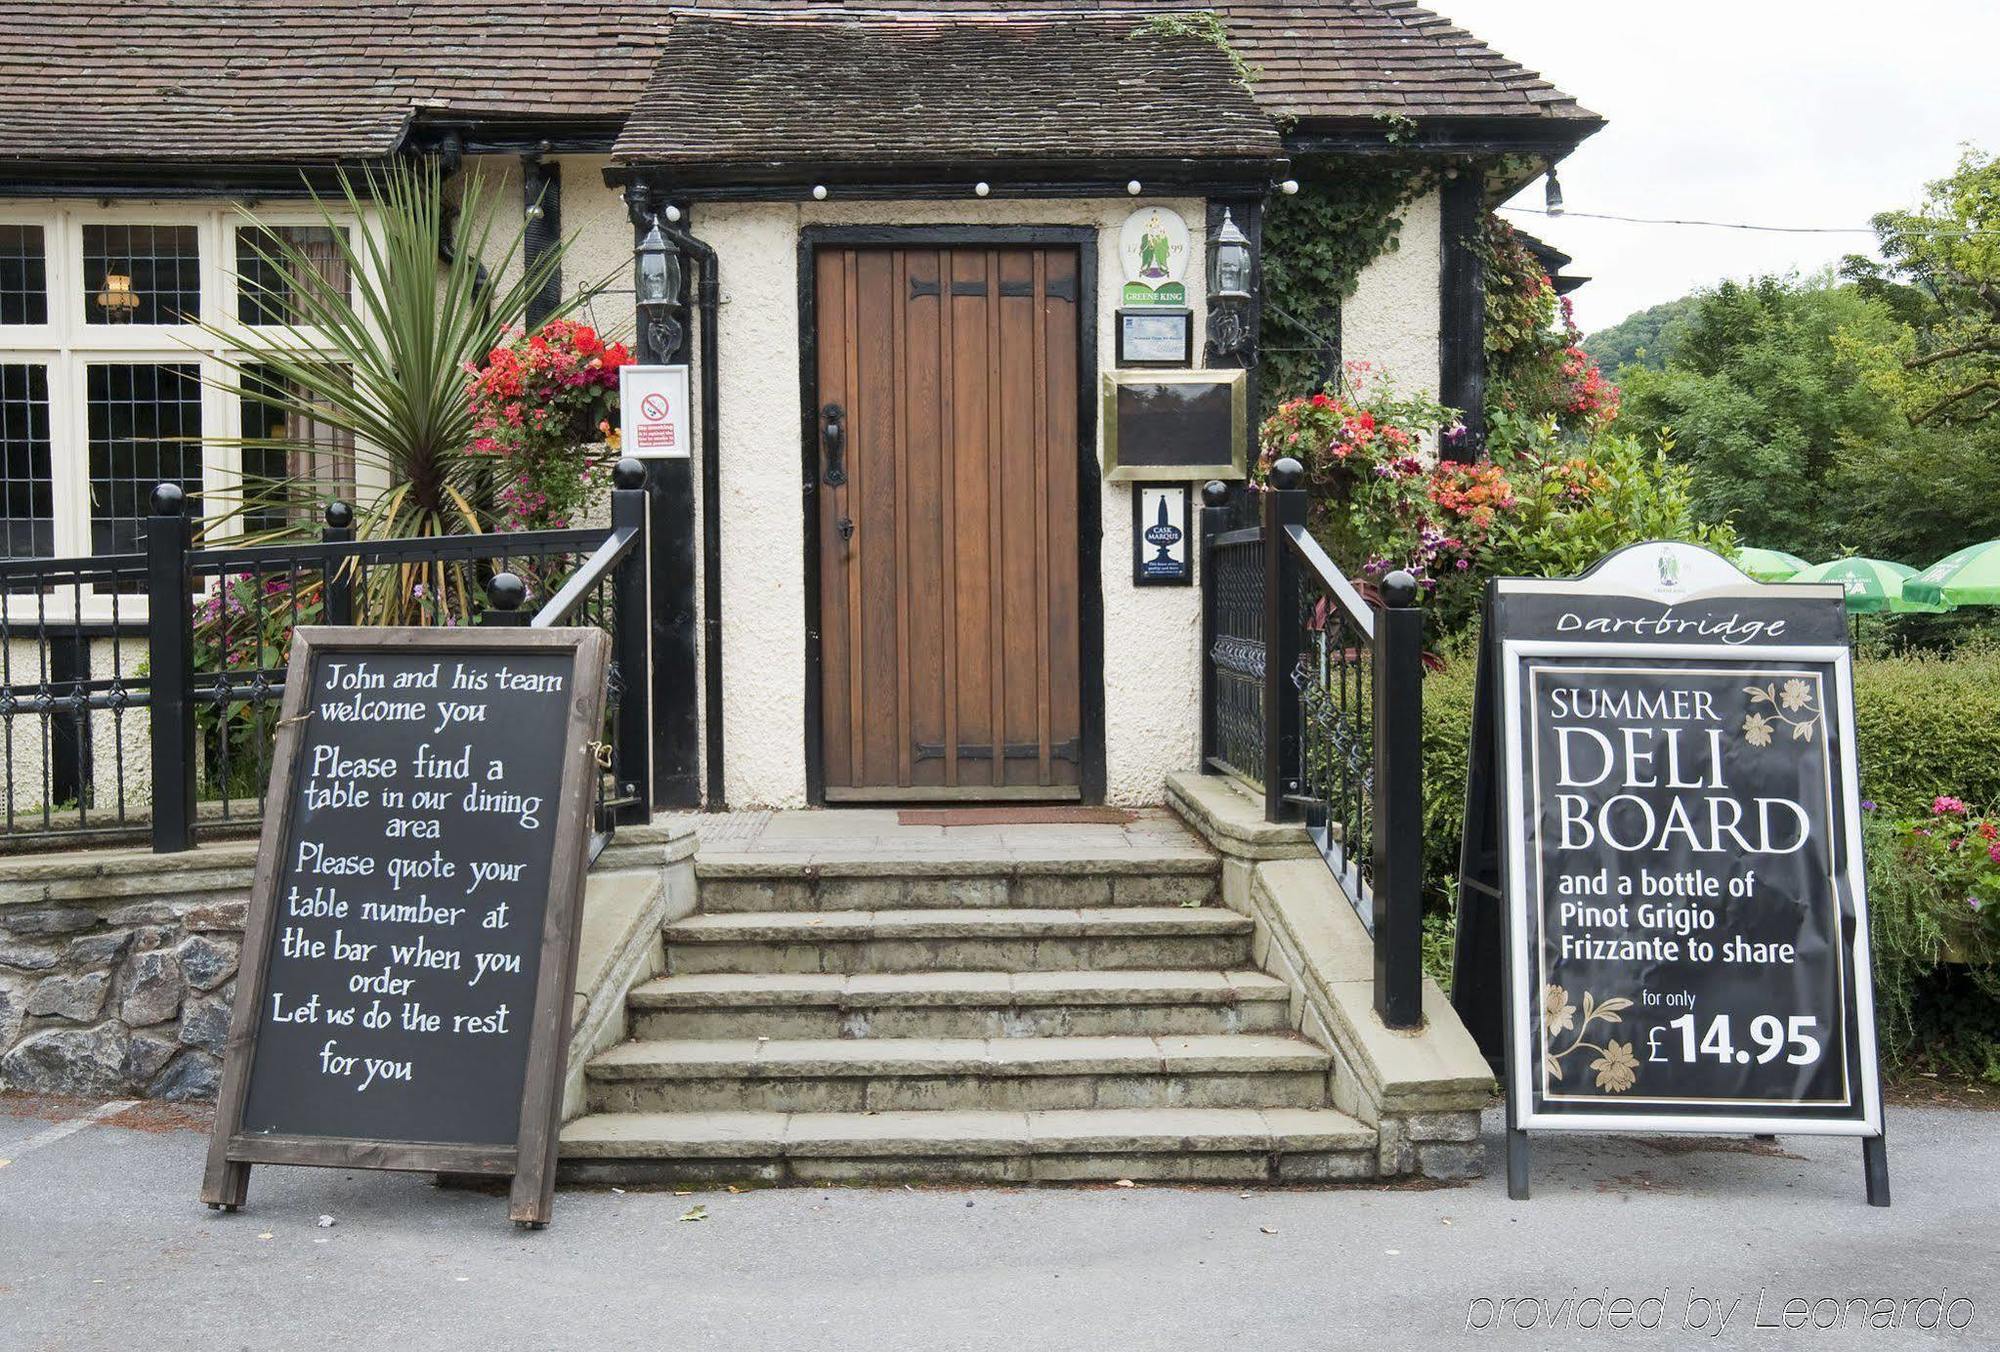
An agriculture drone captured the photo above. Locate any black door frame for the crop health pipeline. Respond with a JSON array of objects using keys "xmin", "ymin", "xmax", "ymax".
[{"xmin": 796, "ymin": 224, "xmax": 1106, "ymax": 806}]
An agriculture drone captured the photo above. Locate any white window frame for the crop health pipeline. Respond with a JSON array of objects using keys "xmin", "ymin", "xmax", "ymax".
[{"xmin": 0, "ymin": 199, "xmax": 378, "ymax": 620}]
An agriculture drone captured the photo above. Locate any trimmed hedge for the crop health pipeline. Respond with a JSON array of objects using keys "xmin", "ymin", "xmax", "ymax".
[{"xmin": 1422, "ymin": 646, "xmax": 2000, "ymax": 901}]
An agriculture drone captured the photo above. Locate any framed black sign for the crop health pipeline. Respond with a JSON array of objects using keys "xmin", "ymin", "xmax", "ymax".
[
  {"xmin": 1100, "ymin": 370, "xmax": 1246, "ymax": 482},
  {"xmin": 201, "ymin": 626, "xmax": 609, "ymax": 1228},
  {"xmin": 1132, "ymin": 483, "xmax": 1191, "ymax": 586},
  {"xmin": 1453, "ymin": 543, "xmax": 1887, "ymax": 1204}
]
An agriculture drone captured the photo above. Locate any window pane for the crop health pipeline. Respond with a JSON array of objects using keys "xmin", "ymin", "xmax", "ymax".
[
  {"xmin": 88, "ymin": 362, "xmax": 202, "ymax": 554},
  {"xmin": 237, "ymin": 225, "xmax": 350, "ymax": 326},
  {"xmin": 0, "ymin": 363, "xmax": 52, "ymax": 556},
  {"xmin": 241, "ymin": 363, "xmax": 355, "ymax": 532},
  {"xmin": 0, "ymin": 225, "xmax": 47, "ymax": 325},
  {"xmin": 82, "ymin": 224, "xmax": 200, "ymax": 325}
]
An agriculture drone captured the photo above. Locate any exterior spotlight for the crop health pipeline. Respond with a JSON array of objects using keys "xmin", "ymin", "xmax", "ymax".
[
  {"xmin": 812, "ymin": 185, "xmax": 828, "ymax": 201},
  {"xmin": 1126, "ymin": 180, "xmax": 1143, "ymax": 196},
  {"xmin": 1279, "ymin": 179, "xmax": 1299, "ymax": 196},
  {"xmin": 975, "ymin": 182, "xmax": 990, "ymax": 197},
  {"xmin": 664, "ymin": 204, "xmax": 682, "ymax": 223},
  {"xmin": 1545, "ymin": 168, "xmax": 1565, "ymax": 216}
]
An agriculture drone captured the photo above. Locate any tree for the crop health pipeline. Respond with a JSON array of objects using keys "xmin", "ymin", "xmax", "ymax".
[
  {"xmin": 1581, "ymin": 295, "xmax": 1700, "ymax": 372},
  {"xmin": 1842, "ymin": 147, "xmax": 2000, "ymax": 427},
  {"xmin": 1614, "ymin": 273, "xmax": 1907, "ymax": 556}
]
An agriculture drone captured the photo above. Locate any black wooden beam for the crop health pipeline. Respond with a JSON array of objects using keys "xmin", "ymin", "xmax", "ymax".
[{"xmin": 1438, "ymin": 171, "xmax": 1487, "ymax": 460}]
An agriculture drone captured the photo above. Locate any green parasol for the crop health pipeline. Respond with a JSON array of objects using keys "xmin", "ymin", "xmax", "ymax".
[
  {"xmin": 1733, "ymin": 546, "xmax": 1812, "ymax": 582},
  {"xmin": 1903, "ymin": 540, "xmax": 2000, "ymax": 609},
  {"xmin": 1792, "ymin": 557, "xmax": 1950, "ymax": 614}
]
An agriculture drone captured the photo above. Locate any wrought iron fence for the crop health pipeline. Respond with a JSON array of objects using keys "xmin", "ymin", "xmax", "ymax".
[
  {"xmin": 1197, "ymin": 464, "xmax": 1426, "ymax": 1029},
  {"xmin": 0, "ymin": 461, "xmax": 652, "ymax": 854}
]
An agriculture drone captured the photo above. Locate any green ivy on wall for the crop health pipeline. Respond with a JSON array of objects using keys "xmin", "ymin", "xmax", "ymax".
[{"xmin": 1258, "ymin": 157, "xmax": 1432, "ymax": 416}]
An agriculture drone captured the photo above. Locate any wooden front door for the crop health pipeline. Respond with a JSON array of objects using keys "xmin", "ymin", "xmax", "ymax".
[{"xmin": 813, "ymin": 244, "xmax": 1083, "ymax": 801}]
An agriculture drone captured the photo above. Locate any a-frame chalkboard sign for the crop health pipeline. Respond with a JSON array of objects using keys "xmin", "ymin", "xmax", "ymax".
[
  {"xmin": 1451, "ymin": 543, "xmax": 1888, "ymax": 1205},
  {"xmin": 201, "ymin": 627, "xmax": 609, "ymax": 1228}
]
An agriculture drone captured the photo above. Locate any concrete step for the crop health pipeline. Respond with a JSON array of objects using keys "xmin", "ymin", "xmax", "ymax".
[
  {"xmin": 559, "ymin": 1106, "xmax": 1376, "ymax": 1185},
  {"xmin": 695, "ymin": 850, "xmax": 1218, "ymax": 913},
  {"xmin": 660, "ymin": 907, "xmax": 1253, "ymax": 975},
  {"xmin": 585, "ymin": 1032, "xmax": 1331, "ymax": 1114},
  {"xmin": 628, "ymin": 969, "xmax": 1294, "ymax": 1039}
]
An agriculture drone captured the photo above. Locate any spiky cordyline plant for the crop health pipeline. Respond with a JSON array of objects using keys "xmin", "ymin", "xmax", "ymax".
[{"xmin": 195, "ymin": 157, "xmax": 592, "ymax": 623}]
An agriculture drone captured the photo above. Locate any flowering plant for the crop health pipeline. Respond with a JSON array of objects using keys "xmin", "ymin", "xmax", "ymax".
[
  {"xmin": 466, "ymin": 319, "xmax": 635, "ymax": 531},
  {"xmin": 1887, "ymin": 796, "xmax": 2000, "ymax": 928}
]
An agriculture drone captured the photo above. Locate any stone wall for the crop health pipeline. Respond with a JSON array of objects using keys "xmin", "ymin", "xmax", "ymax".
[{"xmin": 0, "ymin": 840, "xmax": 257, "ymax": 1101}]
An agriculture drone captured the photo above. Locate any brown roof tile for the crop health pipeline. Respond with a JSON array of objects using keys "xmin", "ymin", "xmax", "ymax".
[
  {"xmin": 611, "ymin": 13, "xmax": 1280, "ymax": 167},
  {"xmin": 0, "ymin": 1, "xmax": 1595, "ymax": 166}
]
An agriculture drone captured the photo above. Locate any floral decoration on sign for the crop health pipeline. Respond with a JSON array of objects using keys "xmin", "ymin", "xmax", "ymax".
[
  {"xmin": 1541, "ymin": 985, "xmax": 1638, "ymax": 1092},
  {"xmin": 1742, "ymin": 678, "xmax": 1820, "ymax": 749}
]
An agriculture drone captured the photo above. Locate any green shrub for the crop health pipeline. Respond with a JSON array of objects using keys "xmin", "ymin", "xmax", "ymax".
[{"xmin": 1848, "ymin": 646, "xmax": 2000, "ymax": 815}]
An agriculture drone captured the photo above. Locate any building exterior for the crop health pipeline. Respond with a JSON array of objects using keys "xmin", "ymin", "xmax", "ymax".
[{"xmin": 0, "ymin": 1, "xmax": 1600, "ymax": 813}]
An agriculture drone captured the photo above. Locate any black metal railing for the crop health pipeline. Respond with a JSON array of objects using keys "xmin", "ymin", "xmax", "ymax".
[
  {"xmin": 1198, "ymin": 459, "xmax": 1426, "ymax": 1029},
  {"xmin": 0, "ymin": 460, "xmax": 653, "ymax": 854}
]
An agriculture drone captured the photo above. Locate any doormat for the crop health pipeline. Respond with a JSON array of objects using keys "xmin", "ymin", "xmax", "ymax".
[{"xmin": 898, "ymin": 807, "xmax": 1137, "ymax": 827}]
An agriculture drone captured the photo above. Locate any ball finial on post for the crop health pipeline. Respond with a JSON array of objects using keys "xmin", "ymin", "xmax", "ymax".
[
  {"xmin": 487, "ymin": 572, "xmax": 527, "ymax": 613},
  {"xmin": 1381, "ymin": 569, "xmax": 1420, "ymax": 608},
  {"xmin": 323, "ymin": 500, "xmax": 354, "ymax": 530},
  {"xmin": 612, "ymin": 457, "xmax": 647, "ymax": 491},
  {"xmin": 1201, "ymin": 480, "xmax": 1231, "ymax": 509},
  {"xmin": 150, "ymin": 482, "xmax": 185, "ymax": 517},
  {"xmin": 1269, "ymin": 457, "xmax": 1304, "ymax": 492}
]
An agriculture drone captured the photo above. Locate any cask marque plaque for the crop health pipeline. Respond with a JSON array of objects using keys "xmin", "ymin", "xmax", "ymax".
[
  {"xmin": 1452, "ymin": 543, "xmax": 1888, "ymax": 1204},
  {"xmin": 201, "ymin": 626, "xmax": 608, "ymax": 1227}
]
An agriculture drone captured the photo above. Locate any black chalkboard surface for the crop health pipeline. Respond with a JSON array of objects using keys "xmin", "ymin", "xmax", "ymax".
[{"xmin": 201, "ymin": 627, "xmax": 609, "ymax": 1228}]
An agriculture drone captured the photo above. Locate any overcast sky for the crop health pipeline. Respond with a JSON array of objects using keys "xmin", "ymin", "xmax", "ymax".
[{"xmin": 1430, "ymin": 1, "xmax": 2000, "ymax": 333}]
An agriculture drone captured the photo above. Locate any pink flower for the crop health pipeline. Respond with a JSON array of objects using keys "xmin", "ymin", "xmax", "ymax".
[
  {"xmin": 1934, "ymin": 795, "xmax": 1968, "ymax": 816},
  {"xmin": 1989, "ymin": 842, "xmax": 2000, "ymax": 865}
]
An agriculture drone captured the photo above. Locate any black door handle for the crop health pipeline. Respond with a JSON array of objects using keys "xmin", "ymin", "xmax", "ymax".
[{"xmin": 821, "ymin": 403, "xmax": 846, "ymax": 486}]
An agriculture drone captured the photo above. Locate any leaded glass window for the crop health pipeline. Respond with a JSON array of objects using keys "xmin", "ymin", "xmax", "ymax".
[
  {"xmin": 0, "ymin": 363, "xmax": 51, "ymax": 556},
  {"xmin": 87, "ymin": 362, "xmax": 203, "ymax": 554},
  {"xmin": 82, "ymin": 224, "xmax": 200, "ymax": 325},
  {"xmin": 0, "ymin": 225, "xmax": 47, "ymax": 326}
]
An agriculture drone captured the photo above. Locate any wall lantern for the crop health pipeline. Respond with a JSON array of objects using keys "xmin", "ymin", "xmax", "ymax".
[
  {"xmin": 1206, "ymin": 208, "xmax": 1254, "ymax": 361},
  {"xmin": 95, "ymin": 271, "xmax": 140, "ymax": 321},
  {"xmin": 634, "ymin": 215, "xmax": 684, "ymax": 361}
]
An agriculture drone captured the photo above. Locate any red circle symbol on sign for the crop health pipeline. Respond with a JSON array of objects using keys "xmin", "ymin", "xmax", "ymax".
[{"xmin": 641, "ymin": 393, "xmax": 670, "ymax": 421}]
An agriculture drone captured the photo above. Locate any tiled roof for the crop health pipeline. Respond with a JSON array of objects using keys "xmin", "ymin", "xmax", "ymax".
[
  {"xmin": 0, "ymin": 2, "xmax": 1594, "ymax": 166},
  {"xmin": 611, "ymin": 15, "xmax": 1281, "ymax": 168}
]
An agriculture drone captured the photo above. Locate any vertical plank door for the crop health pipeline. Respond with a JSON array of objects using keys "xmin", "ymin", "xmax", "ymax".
[{"xmin": 814, "ymin": 245, "xmax": 1082, "ymax": 800}]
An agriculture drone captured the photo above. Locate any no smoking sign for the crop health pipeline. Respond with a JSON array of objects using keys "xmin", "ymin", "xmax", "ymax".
[{"xmin": 619, "ymin": 365, "xmax": 691, "ymax": 459}]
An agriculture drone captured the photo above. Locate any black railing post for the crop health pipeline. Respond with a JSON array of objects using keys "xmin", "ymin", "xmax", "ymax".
[
  {"xmin": 1372, "ymin": 568, "xmax": 1426, "ymax": 1029},
  {"xmin": 145, "ymin": 484, "xmax": 196, "ymax": 853},
  {"xmin": 609, "ymin": 458, "xmax": 652, "ymax": 824},
  {"xmin": 1198, "ymin": 480, "xmax": 1232, "ymax": 768},
  {"xmin": 321, "ymin": 500, "xmax": 354, "ymax": 626},
  {"xmin": 1261, "ymin": 458, "xmax": 1308, "ymax": 823},
  {"xmin": 484, "ymin": 572, "xmax": 530, "ymax": 627}
]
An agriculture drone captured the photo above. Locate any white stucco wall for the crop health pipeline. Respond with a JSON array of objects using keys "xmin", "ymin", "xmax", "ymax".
[
  {"xmin": 692, "ymin": 195, "xmax": 1212, "ymax": 809},
  {"xmin": 1340, "ymin": 185, "xmax": 1443, "ymax": 402}
]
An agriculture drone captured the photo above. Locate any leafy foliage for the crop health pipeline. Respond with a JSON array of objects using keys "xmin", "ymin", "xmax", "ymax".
[
  {"xmin": 195, "ymin": 158, "xmax": 588, "ymax": 621},
  {"xmin": 1580, "ymin": 295, "xmax": 1701, "ymax": 372},
  {"xmin": 1258, "ymin": 158, "xmax": 1432, "ymax": 415},
  {"xmin": 1842, "ymin": 147, "xmax": 2000, "ymax": 428},
  {"xmin": 1479, "ymin": 218, "xmax": 1618, "ymax": 434},
  {"xmin": 1613, "ymin": 273, "xmax": 1910, "ymax": 559}
]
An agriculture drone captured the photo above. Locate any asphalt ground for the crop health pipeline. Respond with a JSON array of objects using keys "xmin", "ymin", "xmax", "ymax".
[{"xmin": 0, "ymin": 1094, "xmax": 1991, "ymax": 1352}]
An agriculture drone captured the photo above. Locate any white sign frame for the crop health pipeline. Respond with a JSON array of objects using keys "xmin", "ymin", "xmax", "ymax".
[
  {"xmin": 619, "ymin": 364, "xmax": 691, "ymax": 460},
  {"xmin": 1496, "ymin": 635, "xmax": 1884, "ymax": 1138}
]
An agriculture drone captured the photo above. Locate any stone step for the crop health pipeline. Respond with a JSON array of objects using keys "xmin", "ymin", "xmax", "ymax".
[
  {"xmin": 585, "ymin": 1033, "xmax": 1331, "ymax": 1114},
  {"xmin": 559, "ymin": 1106, "xmax": 1376, "ymax": 1185},
  {"xmin": 695, "ymin": 850, "xmax": 1218, "ymax": 913},
  {"xmin": 628, "ymin": 969, "xmax": 1294, "ymax": 1039},
  {"xmin": 660, "ymin": 907, "xmax": 1253, "ymax": 975}
]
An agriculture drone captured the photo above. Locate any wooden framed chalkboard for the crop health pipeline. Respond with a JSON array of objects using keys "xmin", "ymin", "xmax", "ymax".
[{"xmin": 201, "ymin": 626, "xmax": 609, "ymax": 1228}]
